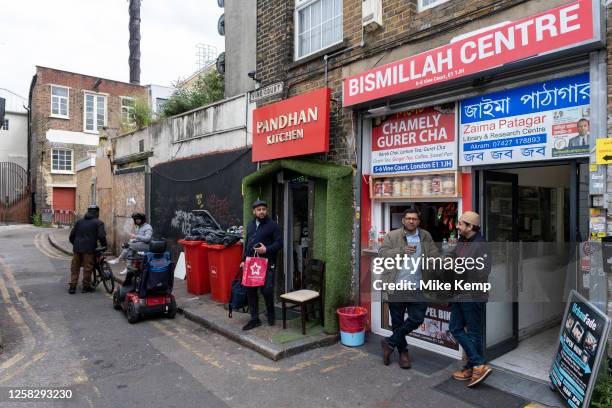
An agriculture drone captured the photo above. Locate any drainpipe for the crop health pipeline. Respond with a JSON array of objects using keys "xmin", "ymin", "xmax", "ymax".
[
  {"xmin": 354, "ymin": 113, "xmax": 364, "ymax": 305},
  {"xmin": 244, "ymin": 93, "xmax": 250, "ymax": 149},
  {"xmin": 145, "ymin": 164, "xmax": 151, "ymax": 223},
  {"xmin": 27, "ymin": 74, "xmax": 37, "ymax": 215}
]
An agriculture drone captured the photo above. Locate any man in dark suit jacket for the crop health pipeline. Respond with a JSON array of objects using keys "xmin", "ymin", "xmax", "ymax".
[
  {"xmin": 240, "ymin": 199, "xmax": 282, "ymax": 331},
  {"xmin": 568, "ymin": 118, "xmax": 589, "ymax": 147}
]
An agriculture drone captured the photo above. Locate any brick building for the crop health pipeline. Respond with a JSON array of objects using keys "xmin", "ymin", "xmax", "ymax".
[
  {"xmin": 28, "ymin": 66, "xmax": 147, "ymax": 216},
  {"xmin": 254, "ymin": 0, "xmax": 611, "ymax": 384}
]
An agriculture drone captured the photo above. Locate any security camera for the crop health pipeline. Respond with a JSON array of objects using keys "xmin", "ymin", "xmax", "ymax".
[{"xmin": 247, "ymin": 70, "xmax": 258, "ymax": 81}]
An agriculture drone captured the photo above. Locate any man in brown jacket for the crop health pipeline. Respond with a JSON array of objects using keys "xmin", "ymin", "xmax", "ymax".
[{"xmin": 378, "ymin": 207, "xmax": 439, "ymax": 369}]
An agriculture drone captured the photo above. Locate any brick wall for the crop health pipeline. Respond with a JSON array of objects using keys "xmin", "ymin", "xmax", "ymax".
[
  {"xmin": 255, "ymin": 0, "xmax": 569, "ymax": 167},
  {"xmin": 29, "ymin": 66, "xmax": 146, "ymax": 212},
  {"xmin": 255, "ymin": 0, "xmax": 583, "ymax": 307}
]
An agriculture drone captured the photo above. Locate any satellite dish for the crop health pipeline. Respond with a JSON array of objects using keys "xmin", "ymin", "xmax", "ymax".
[
  {"xmin": 216, "ymin": 52, "xmax": 226, "ymax": 76},
  {"xmin": 217, "ymin": 14, "xmax": 225, "ymax": 36},
  {"xmin": 217, "ymin": 0, "xmax": 224, "ymax": 7}
]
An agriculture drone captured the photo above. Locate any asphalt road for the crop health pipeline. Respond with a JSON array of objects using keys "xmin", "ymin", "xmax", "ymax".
[{"xmin": 0, "ymin": 225, "xmax": 477, "ymax": 408}]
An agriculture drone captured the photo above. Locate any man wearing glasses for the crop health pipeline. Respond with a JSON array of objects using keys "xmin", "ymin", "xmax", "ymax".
[{"xmin": 378, "ymin": 207, "xmax": 439, "ymax": 369}]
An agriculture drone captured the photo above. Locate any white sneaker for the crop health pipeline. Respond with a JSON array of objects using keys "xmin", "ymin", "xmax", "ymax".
[
  {"xmin": 108, "ymin": 258, "xmax": 120, "ymax": 265},
  {"xmin": 119, "ymin": 268, "xmax": 128, "ymax": 275}
]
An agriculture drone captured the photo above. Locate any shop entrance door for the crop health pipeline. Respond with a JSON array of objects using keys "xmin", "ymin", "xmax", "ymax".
[
  {"xmin": 481, "ymin": 171, "xmax": 519, "ymax": 360},
  {"xmin": 278, "ymin": 173, "xmax": 314, "ymax": 297}
]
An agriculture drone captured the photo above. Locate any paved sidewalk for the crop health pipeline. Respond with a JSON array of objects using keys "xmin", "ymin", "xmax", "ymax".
[
  {"xmin": 48, "ymin": 229, "xmax": 337, "ymax": 361},
  {"xmin": 43, "ymin": 227, "xmax": 566, "ymax": 406},
  {"xmin": 48, "ymin": 227, "xmax": 72, "ymax": 255}
]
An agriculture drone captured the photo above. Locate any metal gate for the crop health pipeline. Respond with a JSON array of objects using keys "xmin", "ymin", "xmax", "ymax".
[{"xmin": 0, "ymin": 162, "xmax": 31, "ymax": 223}]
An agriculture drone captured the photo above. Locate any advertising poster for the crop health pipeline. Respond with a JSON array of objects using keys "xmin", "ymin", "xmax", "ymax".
[
  {"xmin": 459, "ymin": 73, "xmax": 590, "ymax": 166},
  {"xmin": 371, "ymin": 105, "xmax": 456, "ymax": 174},
  {"xmin": 549, "ymin": 291, "xmax": 611, "ymax": 408},
  {"xmin": 384, "ymin": 304, "xmax": 459, "ymax": 350}
]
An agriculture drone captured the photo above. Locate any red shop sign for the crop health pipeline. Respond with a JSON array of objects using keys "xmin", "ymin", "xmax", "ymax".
[
  {"xmin": 252, "ymin": 88, "xmax": 331, "ymax": 162},
  {"xmin": 343, "ymin": 0, "xmax": 597, "ymax": 106}
]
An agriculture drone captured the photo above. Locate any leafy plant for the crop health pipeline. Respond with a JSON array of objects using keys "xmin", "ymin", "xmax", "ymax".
[
  {"xmin": 32, "ymin": 211, "xmax": 42, "ymax": 227},
  {"xmin": 133, "ymin": 98, "xmax": 153, "ymax": 129},
  {"xmin": 162, "ymin": 70, "xmax": 225, "ymax": 117},
  {"xmin": 591, "ymin": 358, "xmax": 612, "ymax": 408}
]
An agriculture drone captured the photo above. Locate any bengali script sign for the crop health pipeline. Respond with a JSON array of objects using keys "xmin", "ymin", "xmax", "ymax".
[{"xmin": 459, "ymin": 73, "xmax": 590, "ymax": 166}]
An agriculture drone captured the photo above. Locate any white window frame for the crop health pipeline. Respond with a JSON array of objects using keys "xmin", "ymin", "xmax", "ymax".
[
  {"xmin": 50, "ymin": 85, "xmax": 70, "ymax": 119},
  {"xmin": 83, "ymin": 92, "xmax": 107, "ymax": 134},
  {"xmin": 120, "ymin": 96, "xmax": 136, "ymax": 124},
  {"xmin": 294, "ymin": 0, "xmax": 343, "ymax": 61},
  {"xmin": 418, "ymin": 0, "xmax": 450, "ymax": 12},
  {"xmin": 51, "ymin": 148, "xmax": 74, "ymax": 174},
  {"xmin": 1, "ymin": 119, "xmax": 8, "ymax": 131}
]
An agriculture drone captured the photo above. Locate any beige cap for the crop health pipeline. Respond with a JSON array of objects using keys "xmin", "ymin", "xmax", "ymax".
[{"xmin": 459, "ymin": 211, "xmax": 480, "ymax": 227}]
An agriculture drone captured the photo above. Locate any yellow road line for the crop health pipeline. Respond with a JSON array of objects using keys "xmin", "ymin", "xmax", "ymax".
[
  {"xmin": 73, "ymin": 369, "xmax": 89, "ymax": 384},
  {"xmin": 320, "ymin": 363, "xmax": 346, "ymax": 373},
  {"xmin": 0, "ymin": 352, "xmax": 46, "ymax": 384},
  {"xmin": 0, "ymin": 353, "xmax": 25, "ymax": 370},
  {"xmin": 151, "ymin": 321, "xmax": 223, "ymax": 369},
  {"xmin": 247, "ymin": 375, "xmax": 276, "ymax": 381},
  {"xmin": 248, "ymin": 364, "xmax": 281, "ymax": 372},
  {"xmin": 33, "ymin": 233, "xmax": 61, "ymax": 259},
  {"xmin": 34, "ymin": 233, "xmax": 68, "ymax": 260},
  {"xmin": 0, "ymin": 257, "xmax": 53, "ymax": 337},
  {"xmin": 286, "ymin": 349, "xmax": 350, "ymax": 372},
  {"xmin": 0, "ymin": 248, "xmax": 49, "ymax": 384}
]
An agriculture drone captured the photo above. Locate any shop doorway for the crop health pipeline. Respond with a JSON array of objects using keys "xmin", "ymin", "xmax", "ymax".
[
  {"xmin": 273, "ymin": 171, "xmax": 314, "ymax": 300},
  {"xmin": 376, "ymin": 200, "xmax": 463, "ymax": 358},
  {"xmin": 479, "ymin": 162, "xmax": 588, "ymax": 381}
]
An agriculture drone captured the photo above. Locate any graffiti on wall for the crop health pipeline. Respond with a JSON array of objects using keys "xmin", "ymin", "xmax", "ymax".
[
  {"xmin": 150, "ymin": 147, "xmax": 256, "ymax": 261},
  {"xmin": 170, "ymin": 209, "xmax": 198, "ymax": 236}
]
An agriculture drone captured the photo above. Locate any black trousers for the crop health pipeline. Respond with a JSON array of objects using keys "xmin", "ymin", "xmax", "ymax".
[{"xmin": 246, "ymin": 264, "xmax": 275, "ymax": 320}]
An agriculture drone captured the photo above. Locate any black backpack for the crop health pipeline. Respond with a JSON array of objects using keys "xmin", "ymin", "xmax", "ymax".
[{"xmin": 228, "ymin": 278, "xmax": 248, "ymax": 318}]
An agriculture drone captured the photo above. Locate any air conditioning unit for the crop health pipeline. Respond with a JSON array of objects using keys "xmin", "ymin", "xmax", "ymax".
[{"xmin": 362, "ymin": 0, "xmax": 383, "ymax": 32}]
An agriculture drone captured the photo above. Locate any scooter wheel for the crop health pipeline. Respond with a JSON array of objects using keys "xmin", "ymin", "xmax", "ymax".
[
  {"xmin": 167, "ymin": 300, "xmax": 177, "ymax": 319},
  {"xmin": 126, "ymin": 301, "xmax": 139, "ymax": 324},
  {"xmin": 112, "ymin": 291, "xmax": 122, "ymax": 310}
]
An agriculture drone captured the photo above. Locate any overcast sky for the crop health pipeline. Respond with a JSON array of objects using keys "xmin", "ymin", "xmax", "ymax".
[{"xmin": 0, "ymin": 0, "xmax": 225, "ymax": 98}]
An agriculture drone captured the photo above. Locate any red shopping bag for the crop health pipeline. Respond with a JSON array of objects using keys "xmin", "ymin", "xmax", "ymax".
[{"xmin": 242, "ymin": 253, "xmax": 268, "ymax": 287}]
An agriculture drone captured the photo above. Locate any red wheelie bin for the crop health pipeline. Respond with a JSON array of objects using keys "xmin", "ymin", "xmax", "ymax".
[
  {"xmin": 205, "ymin": 242, "xmax": 243, "ymax": 303},
  {"xmin": 178, "ymin": 240, "xmax": 210, "ymax": 295}
]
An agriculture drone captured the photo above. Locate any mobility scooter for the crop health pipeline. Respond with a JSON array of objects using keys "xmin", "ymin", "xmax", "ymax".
[{"xmin": 113, "ymin": 239, "xmax": 177, "ymax": 323}]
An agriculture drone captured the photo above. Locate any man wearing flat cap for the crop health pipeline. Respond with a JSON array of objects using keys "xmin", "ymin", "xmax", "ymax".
[
  {"xmin": 240, "ymin": 199, "xmax": 282, "ymax": 331},
  {"xmin": 449, "ymin": 211, "xmax": 493, "ymax": 388}
]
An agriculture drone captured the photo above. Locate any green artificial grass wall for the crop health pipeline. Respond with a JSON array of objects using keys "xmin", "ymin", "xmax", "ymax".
[
  {"xmin": 313, "ymin": 179, "xmax": 327, "ymax": 260},
  {"xmin": 242, "ymin": 159, "xmax": 354, "ymax": 333}
]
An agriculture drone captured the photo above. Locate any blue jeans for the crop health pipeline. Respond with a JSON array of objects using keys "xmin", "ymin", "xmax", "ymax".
[
  {"xmin": 450, "ymin": 302, "xmax": 485, "ymax": 368},
  {"xmin": 386, "ymin": 300, "xmax": 428, "ymax": 352}
]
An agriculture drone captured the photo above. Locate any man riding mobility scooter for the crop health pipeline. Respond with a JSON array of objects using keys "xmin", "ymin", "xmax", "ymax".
[{"xmin": 113, "ymin": 238, "xmax": 177, "ymax": 323}]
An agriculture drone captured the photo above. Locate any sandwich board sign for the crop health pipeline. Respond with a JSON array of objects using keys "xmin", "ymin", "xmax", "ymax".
[{"xmin": 549, "ymin": 290, "xmax": 611, "ymax": 408}]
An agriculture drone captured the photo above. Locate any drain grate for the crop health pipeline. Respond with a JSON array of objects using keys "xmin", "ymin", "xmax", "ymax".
[{"xmin": 434, "ymin": 377, "xmax": 529, "ymax": 408}]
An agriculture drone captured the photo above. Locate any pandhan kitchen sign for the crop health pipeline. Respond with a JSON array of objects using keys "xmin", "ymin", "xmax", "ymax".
[{"xmin": 252, "ymin": 87, "xmax": 330, "ymax": 162}]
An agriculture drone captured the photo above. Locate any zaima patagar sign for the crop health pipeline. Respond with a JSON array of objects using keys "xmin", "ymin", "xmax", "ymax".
[
  {"xmin": 459, "ymin": 73, "xmax": 590, "ymax": 165},
  {"xmin": 252, "ymin": 88, "xmax": 330, "ymax": 162},
  {"xmin": 343, "ymin": 0, "xmax": 597, "ymax": 106},
  {"xmin": 371, "ymin": 105, "xmax": 456, "ymax": 174},
  {"xmin": 550, "ymin": 290, "xmax": 611, "ymax": 408}
]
